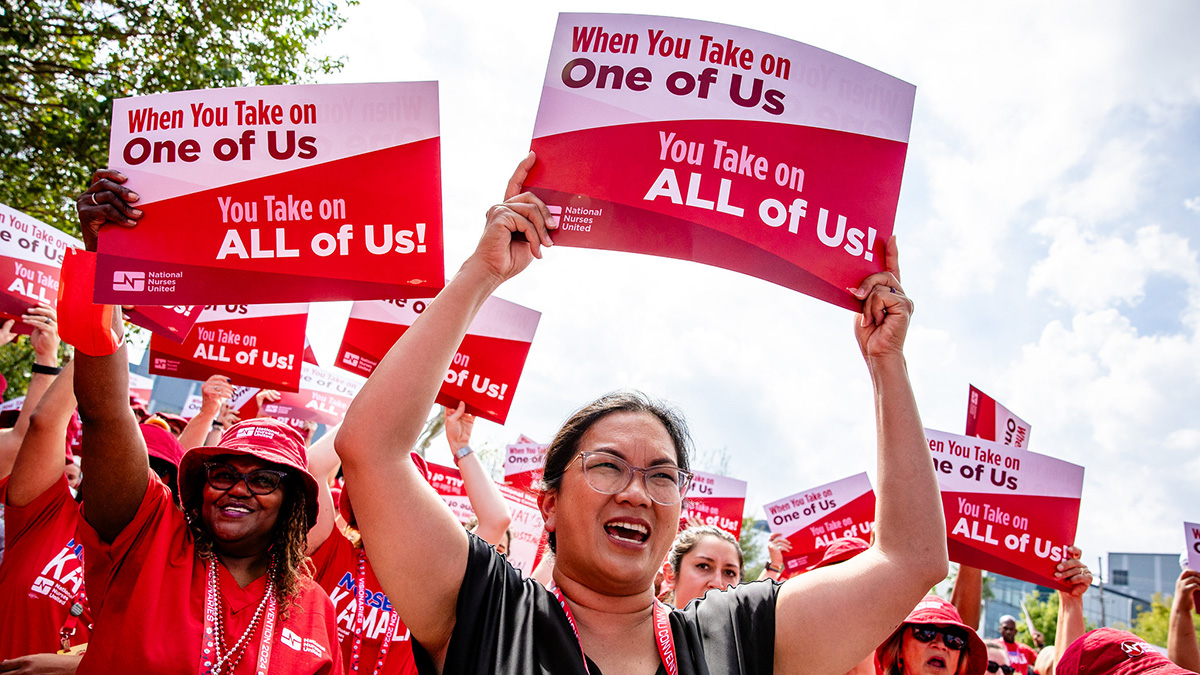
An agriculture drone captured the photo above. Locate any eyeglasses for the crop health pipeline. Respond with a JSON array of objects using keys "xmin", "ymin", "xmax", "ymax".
[
  {"xmin": 910, "ymin": 625, "xmax": 968, "ymax": 651},
  {"xmin": 987, "ymin": 662, "xmax": 1014, "ymax": 674},
  {"xmin": 203, "ymin": 462, "xmax": 287, "ymax": 495},
  {"xmin": 568, "ymin": 451, "xmax": 693, "ymax": 506}
]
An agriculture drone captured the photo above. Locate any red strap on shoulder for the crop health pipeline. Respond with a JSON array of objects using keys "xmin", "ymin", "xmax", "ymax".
[{"xmin": 57, "ymin": 248, "xmax": 121, "ymax": 356}]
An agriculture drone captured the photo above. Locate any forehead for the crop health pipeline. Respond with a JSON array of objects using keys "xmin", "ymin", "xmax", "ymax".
[
  {"xmin": 212, "ymin": 454, "xmax": 274, "ymax": 471},
  {"xmin": 686, "ymin": 535, "xmax": 741, "ymax": 564},
  {"xmin": 578, "ymin": 411, "xmax": 677, "ymax": 463}
]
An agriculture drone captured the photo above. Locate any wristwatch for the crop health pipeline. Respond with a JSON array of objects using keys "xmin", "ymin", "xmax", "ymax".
[
  {"xmin": 454, "ymin": 446, "xmax": 474, "ymax": 463},
  {"xmin": 765, "ymin": 563, "xmax": 783, "ymax": 574}
]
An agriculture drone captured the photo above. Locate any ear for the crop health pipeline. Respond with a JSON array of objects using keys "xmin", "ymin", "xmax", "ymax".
[{"xmin": 537, "ymin": 489, "xmax": 558, "ymax": 536}]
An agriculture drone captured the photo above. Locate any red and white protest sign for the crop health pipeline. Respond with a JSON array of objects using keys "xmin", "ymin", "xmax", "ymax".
[
  {"xmin": 125, "ymin": 304, "xmax": 204, "ymax": 343},
  {"xmin": 682, "ymin": 470, "xmax": 746, "ymax": 538},
  {"xmin": 427, "ymin": 461, "xmax": 475, "ymax": 524},
  {"xmin": 0, "ymin": 396, "xmax": 25, "ymax": 427},
  {"xmin": 148, "ymin": 303, "xmax": 308, "ymax": 391},
  {"xmin": 128, "ymin": 372, "xmax": 156, "ymax": 405},
  {"xmin": 966, "ymin": 385, "xmax": 1031, "ymax": 450},
  {"xmin": 337, "ymin": 295, "xmax": 540, "ymax": 424},
  {"xmin": 96, "ymin": 82, "xmax": 444, "ymax": 304},
  {"xmin": 1186, "ymin": 522, "xmax": 1200, "ymax": 571},
  {"xmin": 498, "ymin": 484, "xmax": 547, "ymax": 577},
  {"xmin": 505, "ymin": 434, "xmax": 546, "ymax": 492},
  {"xmin": 526, "ymin": 14, "xmax": 914, "ymax": 310},
  {"xmin": 259, "ymin": 362, "xmax": 364, "ymax": 426},
  {"xmin": 764, "ymin": 472, "xmax": 876, "ymax": 576},
  {"xmin": 0, "ymin": 202, "xmax": 82, "ymax": 332},
  {"xmin": 181, "ymin": 394, "xmax": 204, "ymax": 417},
  {"xmin": 927, "ymin": 428, "xmax": 1084, "ymax": 590}
]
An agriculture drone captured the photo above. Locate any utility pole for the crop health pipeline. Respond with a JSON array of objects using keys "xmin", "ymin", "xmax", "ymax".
[{"xmin": 1097, "ymin": 556, "xmax": 1106, "ymax": 627}]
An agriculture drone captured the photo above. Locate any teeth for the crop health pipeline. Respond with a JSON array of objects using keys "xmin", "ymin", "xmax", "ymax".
[{"xmin": 608, "ymin": 521, "xmax": 647, "ymax": 534}]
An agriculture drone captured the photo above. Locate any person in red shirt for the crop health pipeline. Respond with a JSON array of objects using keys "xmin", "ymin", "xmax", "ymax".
[
  {"xmin": 998, "ymin": 615, "xmax": 1039, "ymax": 675},
  {"xmin": 70, "ymin": 172, "xmax": 342, "ymax": 675}
]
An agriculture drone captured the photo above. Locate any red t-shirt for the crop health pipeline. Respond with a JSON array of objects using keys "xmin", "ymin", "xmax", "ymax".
[
  {"xmin": 1005, "ymin": 640, "xmax": 1038, "ymax": 675},
  {"xmin": 76, "ymin": 472, "xmax": 342, "ymax": 674},
  {"xmin": 310, "ymin": 528, "xmax": 417, "ymax": 675},
  {"xmin": 0, "ymin": 475, "xmax": 92, "ymax": 658}
]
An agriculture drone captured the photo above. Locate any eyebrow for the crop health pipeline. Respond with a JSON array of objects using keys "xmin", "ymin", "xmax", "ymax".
[{"xmin": 591, "ymin": 448, "xmax": 680, "ymax": 467}]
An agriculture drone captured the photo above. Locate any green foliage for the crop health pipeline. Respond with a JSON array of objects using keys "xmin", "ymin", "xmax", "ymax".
[
  {"xmin": 0, "ymin": 0, "xmax": 352, "ymax": 234},
  {"xmin": 1016, "ymin": 590, "xmax": 1096, "ymax": 647},
  {"xmin": 1128, "ymin": 593, "xmax": 1200, "ymax": 648},
  {"xmin": 740, "ymin": 516, "xmax": 766, "ymax": 580},
  {"xmin": 0, "ymin": 338, "xmax": 70, "ymax": 401}
]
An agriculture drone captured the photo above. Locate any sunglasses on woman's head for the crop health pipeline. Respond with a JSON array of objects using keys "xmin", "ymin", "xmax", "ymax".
[
  {"xmin": 909, "ymin": 625, "xmax": 968, "ymax": 651},
  {"xmin": 987, "ymin": 661, "xmax": 1014, "ymax": 674}
]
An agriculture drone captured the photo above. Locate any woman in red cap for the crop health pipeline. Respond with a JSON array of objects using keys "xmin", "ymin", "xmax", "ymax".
[
  {"xmin": 335, "ymin": 155, "xmax": 948, "ymax": 675},
  {"xmin": 876, "ymin": 595, "xmax": 988, "ymax": 675}
]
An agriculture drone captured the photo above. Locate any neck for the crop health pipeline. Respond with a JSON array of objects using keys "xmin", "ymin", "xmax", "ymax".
[
  {"xmin": 215, "ymin": 548, "xmax": 273, "ymax": 588},
  {"xmin": 552, "ymin": 568, "xmax": 656, "ymax": 637}
]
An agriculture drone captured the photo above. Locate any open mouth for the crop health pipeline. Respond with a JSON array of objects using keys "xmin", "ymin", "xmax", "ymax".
[
  {"xmin": 927, "ymin": 657, "xmax": 947, "ymax": 669},
  {"xmin": 604, "ymin": 519, "xmax": 650, "ymax": 544},
  {"xmin": 220, "ymin": 502, "xmax": 253, "ymax": 516}
]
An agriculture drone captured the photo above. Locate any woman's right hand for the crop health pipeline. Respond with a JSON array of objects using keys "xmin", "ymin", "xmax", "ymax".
[
  {"xmin": 77, "ymin": 169, "xmax": 142, "ymax": 252},
  {"xmin": 463, "ymin": 152, "xmax": 556, "ymax": 285}
]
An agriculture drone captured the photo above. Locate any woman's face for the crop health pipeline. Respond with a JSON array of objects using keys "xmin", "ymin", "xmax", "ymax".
[
  {"xmin": 542, "ymin": 411, "xmax": 682, "ymax": 595},
  {"xmin": 899, "ymin": 625, "xmax": 964, "ymax": 675},
  {"xmin": 671, "ymin": 535, "xmax": 741, "ymax": 607},
  {"xmin": 201, "ymin": 454, "xmax": 287, "ymax": 555}
]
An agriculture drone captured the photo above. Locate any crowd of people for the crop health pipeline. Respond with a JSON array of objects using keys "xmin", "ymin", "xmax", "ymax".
[{"xmin": 0, "ymin": 156, "xmax": 1196, "ymax": 674}]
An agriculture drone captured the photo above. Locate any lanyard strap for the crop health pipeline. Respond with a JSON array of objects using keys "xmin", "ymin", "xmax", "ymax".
[
  {"xmin": 200, "ymin": 557, "xmax": 279, "ymax": 675},
  {"xmin": 349, "ymin": 549, "xmax": 400, "ymax": 675},
  {"xmin": 551, "ymin": 587, "xmax": 677, "ymax": 675}
]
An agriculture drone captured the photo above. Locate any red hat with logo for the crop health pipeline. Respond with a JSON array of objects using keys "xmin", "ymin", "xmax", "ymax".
[
  {"xmin": 812, "ymin": 537, "xmax": 870, "ymax": 570},
  {"xmin": 338, "ymin": 451, "xmax": 430, "ymax": 526},
  {"xmin": 876, "ymin": 595, "xmax": 987, "ymax": 675},
  {"xmin": 1058, "ymin": 628, "xmax": 1189, "ymax": 675},
  {"xmin": 178, "ymin": 417, "xmax": 319, "ymax": 529}
]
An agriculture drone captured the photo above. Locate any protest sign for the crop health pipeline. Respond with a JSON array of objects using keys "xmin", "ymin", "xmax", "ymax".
[
  {"xmin": 927, "ymin": 428, "xmax": 1084, "ymax": 590},
  {"xmin": 966, "ymin": 385, "xmax": 1031, "ymax": 450},
  {"xmin": 128, "ymin": 372, "xmax": 156, "ymax": 406},
  {"xmin": 682, "ymin": 470, "xmax": 746, "ymax": 538},
  {"xmin": 498, "ymin": 484, "xmax": 547, "ymax": 577},
  {"xmin": 526, "ymin": 14, "xmax": 914, "ymax": 310},
  {"xmin": 337, "ymin": 295, "xmax": 540, "ymax": 424},
  {"xmin": 505, "ymin": 434, "xmax": 546, "ymax": 491},
  {"xmin": 96, "ymin": 82, "xmax": 444, "ymax": 304},
  {"xmin": 426, "ymin": 461, "xmax": 476, "ymax": 524},
  {"xmin": 148, "ymin": 303, "xmax": 308, "ymax": 391},
  {"xmin": 0, "ymin": 203, "xmax": 82, "ymax": 332},
  {"xmin": 125, "ymin": 304, "xmax": 204, "ymax": 343},
  {"xmin": 259, "ymin": 362, "xmax": 364, "ymax": 426},
  {"xmin": 181, "ymin": 394, "xmax": 204, "ymax": 417},
  {"xmin": 764, "ymin": 472, "xmax": 875, "ymax": 576},
  {"xmin": 0, "ymin": 396, "xmax": 24, "ymax": 427},
  {"xmin": 1187, "ymin": 522, "xmax": 1200, "ymax": 607}
]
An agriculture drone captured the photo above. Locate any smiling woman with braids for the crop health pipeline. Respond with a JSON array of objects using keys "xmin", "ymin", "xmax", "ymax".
[{"xmin": 67, "ymin": 171, "xmax": 341, "ymax": 675}]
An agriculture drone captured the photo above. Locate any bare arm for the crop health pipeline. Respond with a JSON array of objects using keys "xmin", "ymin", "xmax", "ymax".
[
  {"xmin": 950, "ymin": 565, "xmax": 983, "ymax": 630},
  {"xmin": 336, "ymin": 153, "xmax": 552, "ymax": 668},
  {"xmin": 0, "ymin": 303, "xmax": 62, "ymax": 478},
  {"xmin": 304, "ymin": 423, "xmax": 341, "ymax": 555},
  {"xmin": 178, "ymin": 374, "xmax": 232, "ymax": 449},
  {"xmin": 1169, "ymin": 569, "xmax": 1200, "ymax": 671},
  {"xmin": 774, "ymin": 237, "xmax": 949, "ymax": 675},
  {"xmin": 445, "ymin": 402, "xmax": 511, "ymax": 547},
  {"xmin": 1054, "ymin": 547, "xmax": 1091, "ymax": 669},
  {"xmin": 7, "ymin": 361, "xmax": 77, "ymax": 507},
  {"xmin": 756, "ymin": 533, "xmax": 791, "ymax": 582}
]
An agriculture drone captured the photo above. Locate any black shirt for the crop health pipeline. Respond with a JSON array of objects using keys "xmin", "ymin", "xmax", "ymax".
[{"xmin": 414, "ymin": 534, "xmax": 778, "ymax": 675}]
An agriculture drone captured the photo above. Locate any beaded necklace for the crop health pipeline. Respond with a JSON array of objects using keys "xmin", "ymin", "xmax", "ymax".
[{"xmin": 200, "ymin": 554, "xmax": 279, "ymax": 675}]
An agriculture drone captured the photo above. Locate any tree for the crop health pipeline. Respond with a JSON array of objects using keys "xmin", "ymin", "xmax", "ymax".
[
  {"xmin": 1016, "ymin": 590, "xmax": 1096, "ymax": 647},
  {"xmin": 740, "ymin": 516, "xmax": 766, "ymax": 580},
  {"xmin": 1127, "ymin": 592, "xmax": 1200, "ymax": 648}
]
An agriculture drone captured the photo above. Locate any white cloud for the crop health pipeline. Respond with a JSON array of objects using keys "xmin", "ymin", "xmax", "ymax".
[{"xmin": 1185, "ymin": 197, "xmax": 1200, "ymax": 214}]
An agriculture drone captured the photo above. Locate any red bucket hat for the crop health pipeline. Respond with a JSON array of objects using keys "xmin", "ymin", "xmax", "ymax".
[
  {"xmin": 142, "ymin": 423, "xmax": 185, "ymax": 469},
  {"xmin": 1058, "ymin": 628, "xmax": 1189, "ymax": 675},
  {"xmin": 178, "ymin": 418, "xmax": 320, "ymax": 530},
  {"xmin": 812, "ymin": 537, "xmax": 870, "ymax": 570},
  {"xmin": 876, "ymin": 595, "xmax": 987, "ymax": 675},
  {"xmin": 338, "ymin": 451, "xmax": 430, "ymax": 526}
]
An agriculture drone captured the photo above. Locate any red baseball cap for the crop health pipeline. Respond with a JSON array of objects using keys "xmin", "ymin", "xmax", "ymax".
[
  {"xmin": 178, "ymin": 418, "xmax": 320, "ymax": 530},
  {"xmin": 876, "ymin": 595, "xmax": 987, "ymax": 675},
  {"xmin": 1058, "ymin": 628, "xmax": 1188, "ymax": 675},
  {"xmin": 812, "ymin": 537, "xmax": 870, "ymax": 570},
  {"xmin": 141, "ymin": 423, "xmax": 185, "ymax": 469},
  {"xmin": 338, "ymin": 451, "xmax": 430, "ymax": 526}
]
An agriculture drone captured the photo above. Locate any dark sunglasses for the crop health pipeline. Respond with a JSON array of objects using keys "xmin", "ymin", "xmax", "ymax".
[
  {"xmin": 910, "ymin": 625, "xmax": 968, "ymax": 651},
  {"xmin": 988, "ymin": 661, "xmax": 1014, "ymax": 674},
  {"xmin": 203, "ymin": 462, "xmax": 287, "ymax": 495}
]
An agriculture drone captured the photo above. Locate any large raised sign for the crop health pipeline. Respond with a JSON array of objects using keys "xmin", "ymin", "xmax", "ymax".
[
  {"xmin": 0, "ymin": 203, "xmax": 82, "ymax": 332},
  {"xmin": 526, "ymin": 13, "xmax": 914, "ymax": 310},
  {"xmin": 97, "ymin": 82, "xmax": 444, "ymax": 304},
  {"xmin": 764, "ymin": 472, "xmax": 875, "ymax": 576},
  {"xmin": 682, "ymin": 470, "xmax": 746, "ymax": 538}
]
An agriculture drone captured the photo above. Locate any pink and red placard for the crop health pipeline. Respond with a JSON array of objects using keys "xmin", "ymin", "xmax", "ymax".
[
  {"xmin": 927, "ymin": 428, "xmax": 1084, "ymax": 590},
  {"xmin": 128, "ymin": 372, "xmax": 155, "ymax": 406},
  {"xmin": 764, "ymin": 472, "xmax": 876, "ymax": 577},
  {"xmin": 526, "ymin": 14, "xmax": 914, "ymax": 310},
  {"xmin": 966, "ymin": 385, "xmax": 1031, "ymax": 450},
  {"xmin": 0, "ymin": 202, "xmax": 82, "ymax": 333},
  {"xmin": 505, "ymin": 434, "xmax": 546, "ymax": 492},
  {"xmin": 337, "ymin": 295, "xmax": 540, "ymax": 424},
  {"xmin": 682, "ymin": 470, "xmax": 746, "ymax": 538},
  {"xmin": 148, "ymin": 303, "xmax": 308, "ymax": 391},
  {"xmin": 258, "ymin": 362, "xmax": 364, "ymax": 427},
  {"xmin": 98, "ymin": 82, "xmax": 444, "ymax": 305}
]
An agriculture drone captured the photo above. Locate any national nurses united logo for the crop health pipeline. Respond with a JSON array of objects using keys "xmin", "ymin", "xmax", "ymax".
[
  {"xmin": 547, "ymin": 204, "xmax": 604, "ymax": 233},
  {"xmin": 113, "ymin": 270, "xmax": 145, "ymax": 292}
]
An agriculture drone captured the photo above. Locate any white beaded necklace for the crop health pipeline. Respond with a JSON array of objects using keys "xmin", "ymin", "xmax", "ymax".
[{"xmin": 205, "ymin": 555, "xmax": 277, "ymax": 675}]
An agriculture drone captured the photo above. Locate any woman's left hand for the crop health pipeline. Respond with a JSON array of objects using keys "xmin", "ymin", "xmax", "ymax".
[
  {"xmin": 1056, "ymin": 545, "xmax": 1092, "ymax": 597},
  {"xmin": 850, "ymin": 235, "xmax": 913, "ymax": 361}
]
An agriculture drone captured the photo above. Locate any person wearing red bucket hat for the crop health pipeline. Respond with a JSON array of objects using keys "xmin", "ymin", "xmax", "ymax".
[
  {"xmin": 1057, "ymin": 628, "xmax": 1192, "ymax": 675},
  {"xmin": 69, "ymin": 300, "xmax": 340, "ymax": 673},
  {"xmin": 876, "ymin": 595, "xmax": 989, "ymax": 675}
]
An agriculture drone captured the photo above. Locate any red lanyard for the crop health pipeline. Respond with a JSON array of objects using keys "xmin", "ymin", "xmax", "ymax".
[
  {"xmin": 200, "ymin": 557, "xmax": 279, "ymax": 675},
  {"xmin": 349, "ymin": 549, "xmax": 401, "ymax": 675},
  {"xmin": 551, "ymin": 587, "xmax": 678, "ymax": 675}
]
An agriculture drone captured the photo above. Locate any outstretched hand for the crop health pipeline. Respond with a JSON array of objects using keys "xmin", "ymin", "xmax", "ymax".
[
  {"xmin": 77, "ymin": 169, "xmax": 142, "ymax": 252},
  {"xmin": 850, "ymin": 235, "xmax": 913, "ymax": 361},
  {"xmin": 444, "ymin": 401, "xmax": 475, "ymax": 453},
  {"xmin": 1055, "ymin": 546, "xmax": 1093, "ymax": 598},
  {"xmin": 1175, "ymin": 568, "xmax": 1200, "ymax": 613},
  {"xmin": 466, "ymin": 152, "xmax": 556, "ymax": 285}
]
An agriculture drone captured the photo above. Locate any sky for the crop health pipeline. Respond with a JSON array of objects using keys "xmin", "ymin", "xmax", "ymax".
[{"xmin": 300, "ymin": 0, "xmax": 1200, "ymax": 563}]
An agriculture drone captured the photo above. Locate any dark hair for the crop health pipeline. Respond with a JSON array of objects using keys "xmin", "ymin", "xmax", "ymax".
[
  {"xmin": 668, "ymin": 525, "xmax": 744, "ymax": 582},
  {"xmin": 541, "ymin": 391, "xmax": 692, "ymax": 553}
]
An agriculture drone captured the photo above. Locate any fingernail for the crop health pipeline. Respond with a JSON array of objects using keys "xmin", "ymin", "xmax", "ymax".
[
  {"xmin": 126, "ymin": 219, "xmax": 136, "ymax": 225},
  {"xmin": 132, "ymin": 209, "xmax": 143, "ymax": 217},
  {"xmin": 128, "ymin": 192, "xmax": 140, "ymax": 201}
]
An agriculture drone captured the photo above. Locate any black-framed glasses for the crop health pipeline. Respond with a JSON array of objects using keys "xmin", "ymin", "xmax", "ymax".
[
  {"xmin": 910, "ymin": 625, "xmax": 968, "ymax": 651},
  {"xmin": 568, "ymin": 451, "xmax": 693, "ymax": 506},
  {"xmin": 987, "ymin": 661, "xmax": 1014, "ymax": 674},
  {"xmin": 203, "ymin": 462, "xmax": 287, "ymax": 495}
]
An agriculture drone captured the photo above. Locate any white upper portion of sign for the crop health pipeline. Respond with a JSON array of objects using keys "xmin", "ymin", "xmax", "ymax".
[
  {"xmin": 0, "ymin": 202, "xmax": 83, "ymax": 264},
  {"xmin": 348, "ymin": 294, "xmax": 541, "ymax": 342},
  {"xmin": 299, "ymin": 361, "xmax": 364, "ymax": 398},
  {"xmin": 534, "ymin": 13, "xmax": 915, "ymax": 143},
  {"xmin": 926, "ymin": 428, "xmax": 1084, "ymax": 499},
  {"xmin": 763, "ymin": 471, "xmax": 873, "ymax": 536},
  {"xmin": 197, "ymin": 302, "xmax": 310, "ymax": 323},
  {"xmin": 686, "ymin": 469, "xmax": 748, "ymax": 500}
]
